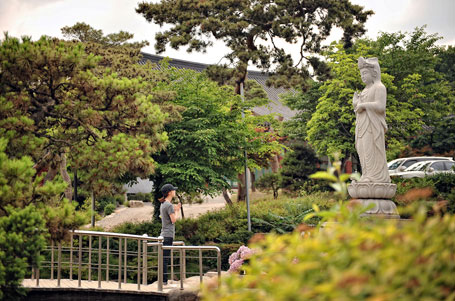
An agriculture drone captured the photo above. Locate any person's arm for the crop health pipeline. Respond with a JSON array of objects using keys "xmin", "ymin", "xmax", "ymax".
[{"xmin": 169, "ymin": 203, "xmax": 181, "ymax": 224}]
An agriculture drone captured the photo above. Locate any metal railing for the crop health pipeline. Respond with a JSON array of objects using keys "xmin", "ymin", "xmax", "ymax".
[{"xmin": 28, "ymin": 230, "xmax": 221, "ymax": 292}]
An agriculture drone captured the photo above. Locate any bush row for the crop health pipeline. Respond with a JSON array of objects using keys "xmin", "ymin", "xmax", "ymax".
[{"xmin": 112, "ymin": 193, "xmax": 335, "ymax": 271}]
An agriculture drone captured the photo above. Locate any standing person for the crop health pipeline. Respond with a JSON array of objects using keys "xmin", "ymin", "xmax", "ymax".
[{"xmin": 159, "ymin": 183, "xmax": 181, "ymax": 285}]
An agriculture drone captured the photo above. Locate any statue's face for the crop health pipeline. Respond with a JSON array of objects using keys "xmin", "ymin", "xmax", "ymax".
[{"xmin": 360, "ymin": 68, "xmax": 374, "ymax": 84}]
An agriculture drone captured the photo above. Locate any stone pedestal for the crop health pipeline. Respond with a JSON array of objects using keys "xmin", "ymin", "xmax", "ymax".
[{"xmin": 348, "ymin": 182, "xmax": 399, "ymax": 219}]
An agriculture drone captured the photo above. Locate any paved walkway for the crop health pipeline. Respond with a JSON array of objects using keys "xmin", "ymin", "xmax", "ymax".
[{"xmin": 95, "ymin": 195, "xmax": 227, "ymax": 230}]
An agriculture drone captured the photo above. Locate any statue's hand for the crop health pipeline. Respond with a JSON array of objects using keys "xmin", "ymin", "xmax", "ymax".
[
  {"xmin": 353, "ymin": 91, "xmax": 359, "ymax": 108},
  {"xmin": 355, "ymin": 103, "xmax": 365, "ymax": 113}
]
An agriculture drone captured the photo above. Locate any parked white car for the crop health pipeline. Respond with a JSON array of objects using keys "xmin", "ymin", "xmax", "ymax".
[
  {"xmin": 391, "ymin": 160, "xmax": 455, "ymax": 179},
  {"xmin": 388, "ymin": 156, "xmax": 453, "ymax": 175}
]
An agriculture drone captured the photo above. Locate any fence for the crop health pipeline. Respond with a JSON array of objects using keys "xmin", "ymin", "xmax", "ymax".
[{"xmin": 28, "ymin": 229, "xmax": 221, "ymax": 292}]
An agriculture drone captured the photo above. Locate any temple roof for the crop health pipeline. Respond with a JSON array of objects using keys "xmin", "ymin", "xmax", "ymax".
[{"xmin": 140, "ymin": 52, "xmax": 297, "ymax": 121}]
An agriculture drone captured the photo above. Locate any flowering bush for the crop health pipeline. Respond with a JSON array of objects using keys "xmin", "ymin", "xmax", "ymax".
[
  {"xmin": 202, "ymin": 207, "xmax": 455, "ymax": 300},
  {"xmin": 228, "ymin": 245, "xmax": 256, "ymax": 273}
]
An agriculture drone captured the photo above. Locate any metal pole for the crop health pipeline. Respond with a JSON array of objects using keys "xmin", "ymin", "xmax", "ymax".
[
  {"xmin": 106, "ymin": 237, "xmax": 110, "ymax": 281},
  {"xmin": 142, "ymin": 235, "xmax": 148, "ymax": 285},
  {"xmin": 57, "ymin": 242, "xmax": 62, "ymax": 287},
  {"xmin": 78, "ymin": 234, "xmax": 82, "ymax": 288},
  {"xmin": 98, "ymin": 236, "xmax": 102, "ymax": 288},
  {"xmin": 240, "ymin": 82, "xmax": 252, "ymax": 232},
  {"xmin": 118, "ymin": 237, "xmax": 122, "ymax": 289},
  {"xmin": 70, "ymin": 234, "xmax": 73, "ymax": 280},
  {"xmin": 50, "ymin": 240, "xmax": 54, "ymax": 280},
  {"xmin": 157, "ymin": 239, "xmax": 163, "ymax": 292},
  {"xmin": 137, "ymin": 239, "xmax": 141, "ymax": 290},
  {"xmin": 88, "ymin": 235, "xmax": 92, "ymax": 281},
  {"xmin": 91, "ymin": 191, "xmax": 95, "ymax": 227}
]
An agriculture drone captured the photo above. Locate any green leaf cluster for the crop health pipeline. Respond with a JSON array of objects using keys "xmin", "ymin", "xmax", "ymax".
[
  {"xmin": 202, "ymin": 208, "xmax": 455, "ymax": 300},
  {"xmin": 137, "ymin": 0, "xmax": 373, "ymax": 90}
]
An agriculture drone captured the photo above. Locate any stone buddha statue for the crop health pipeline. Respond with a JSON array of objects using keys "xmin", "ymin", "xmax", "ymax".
[
  {"xmin": 348, "ymin": 58, "xmax": 398, "ymax": 217},
  {"xmin": 352, "ymin": 57, "xmax": 390, "ymax": 184}
]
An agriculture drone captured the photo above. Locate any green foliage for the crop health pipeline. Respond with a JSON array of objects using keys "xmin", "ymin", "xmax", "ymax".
[
  {"xmin": 280, "ymin": 141, "xmax": 320, "ymax": 192},
  {"xmin": 112, "ymin": 193, "xmax": 334, "ymax": 271},
  {"xmin": 255, "ymin": 173, "xmax": 281, "ymax": 199},
  {"xmin": 137, "ymin": 0, "xmax": 373, "ymax": 91},
  {"xmin": 97, "ymin": 194, "xmax": 123, "ymax": 213},
  {"xmin": 1, "ymin": 30, "xmax": 178, "ymax": 197},
  {"xmin": 282, "ymin": 82, "xmax": 323, "ymax": 140},
  {"xmin": 306, "ymin": 41, "xmax": 424, "ymax": 160},
  {"xmin": 310, "ymin": 154, "xmax": 359, "ymax": 200},
  {"xmin": 0, "ymin": 205, "xmax": 47, "ymax": 300},
  {"xmin": 127, "ymin": 192, "xmax": 152, "ymax": 202},
  {"xmin": 202, "ymin": 208, "xmax": 455, "ymax": 300},
  {"xmin": 392, "ymin": 173, "xmax": 455, "ymax": 216},
  {"xmin": 103, "ymin": 203, "xmax": 116, "ymax": 216},
  {"xmin": 149, "ymin": 66, "xmax": 282, "ymax": 218}
]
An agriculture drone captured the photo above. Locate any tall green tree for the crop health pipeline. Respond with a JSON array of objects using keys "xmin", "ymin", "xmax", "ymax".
[
  {"xmin": 0, "ymin": 30, "xmax": 178, "ymax": 200},
  {"xmin": 368, "ymin": 27, "xmax": 455, "ymax": 128},
  {"xmin": 136, "ymin": 0, "xmax": 373, "ymax": 91},
  {"xmin": 280, "ymin": 140, "xmax": 320, "ymax": 192},
  {"xmin": 306, "ymin": 42, "xmax": 423, "ymax": 162},
  {"xmin": 150, "ymin": 66, "xmax": 281, "ymax": 218},
  {"xmin": 136, "ymin": 0, "xmax": 371, "ymax": 199}
]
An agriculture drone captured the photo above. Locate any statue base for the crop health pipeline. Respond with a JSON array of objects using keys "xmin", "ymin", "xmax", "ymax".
[
  {"xmin": 348, "ymin": 183, "xmax": 399, "ymax": 219},
  {"xmin": 352, "ymin": 199, "xmax": 400, "ymax": 219},
  {"xmin": 348, "ymin": 182, "xmax": 396, "ymax": 199}
]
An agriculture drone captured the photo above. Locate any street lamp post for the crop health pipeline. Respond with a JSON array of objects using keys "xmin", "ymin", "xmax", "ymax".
[{"xmin": 240, "ymin": 82, "xmax": 251, "ymax": 232}]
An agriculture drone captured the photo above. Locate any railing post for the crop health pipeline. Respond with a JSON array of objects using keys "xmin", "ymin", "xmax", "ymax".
[
  {"xmin": 124, "ymin": 238, "xmax": 127, "ymax": 283},
  {"xmin": 98, "ymin": 236, "xmax": 102, "ymax": 288},
  {"xmin": 142, "ymin": 235, "xmax": 148, "ymax": 286},
  {"xmin": 50, "ymin": 240, "xmax": 54, "ymax": 280},
  {"xmin": 78, "ymin": 234, "xmax": 82, "ymax": 288},
  {"xmin": 217, "ymin": 248, "xmax": 221, "ymax": 286},
  {"xmin": 179, "ymin": 248, "xmax": 184, "ymax": 290},
  {"xmin": 57, "ymin": 242, "xmax": 62, "ymax": 287},
  {"xmin": 69, "ymin": 234, "xmax": 73, "ymax": 280},
  {"xmin": 88, "ymin": 235, "xmax": 92, "ymax": 281},
  {"xmin": 170, "ymin": 248, "xmax": 174, "ymax": 281},
  {"xmin": 137, "ymin": 239, "xmax": 141, "ymax": 290},
  {"xmin": 118, "ymin": 237, "xmax": 122, "ymax": 289},
  {"xmin": 183, "ymin": 249, "xmax": 187, "ymax": 281},
  {"xmin": 106, "ymin": 237, "xmax": 110, "ymax": 282},
  {"xmin": 199, "ymin": 249, "xmax": 203, "ymax": 284},
  {"xmin": 157, "ymin": 237, "xmax": 163, "ymax": 292}
]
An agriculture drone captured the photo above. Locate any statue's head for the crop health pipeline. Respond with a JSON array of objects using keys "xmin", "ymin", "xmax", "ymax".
[{"xmin": 358, "ymin": 57, "xmax": 381, "ymax": 83}]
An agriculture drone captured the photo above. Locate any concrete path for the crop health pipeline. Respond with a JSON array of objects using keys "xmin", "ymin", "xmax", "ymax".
[{"xmin": 95, "ymin": 194, "xmax": 227, "ymax": 231}]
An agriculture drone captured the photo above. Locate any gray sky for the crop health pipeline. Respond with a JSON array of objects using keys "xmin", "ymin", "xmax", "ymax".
[{"xmin": 0, "ymin": 0, "xmax": 454, "ymax": 66}]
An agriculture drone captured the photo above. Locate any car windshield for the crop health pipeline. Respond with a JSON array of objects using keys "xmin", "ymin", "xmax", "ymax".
[
  {"xmin": 388, "ymin": 160, "xmax": 403, "ymax": 170},
  {"xmin": 415, "ymin": 162, "xmax": 431, "ymax": 171},
  {"xmin": 406, "ymin": 162, "xmax": 430, "ymax": 171}
]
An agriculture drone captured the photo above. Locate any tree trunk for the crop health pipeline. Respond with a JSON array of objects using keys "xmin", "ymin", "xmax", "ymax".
[
  {"xmin": 59, "ymin": 153, "xmax": 73, "ymax": 201},
  {"xmin": 177, "ymin": 194, "xmax": 185, "ymax": 219},
  {"xmin": 237, "ymin": 172, "xmax": 246, "ymax": 202},
  {"xmin": 251, "ymin": 172, "xmax": 256, "ymax": 192},
  {"xmin": 222, "ymin": 188, "xmax": 233, "ymax": 206},
  {"xmin": 271, "ymin": 154, "xmax": 280, "ymax": 173}
]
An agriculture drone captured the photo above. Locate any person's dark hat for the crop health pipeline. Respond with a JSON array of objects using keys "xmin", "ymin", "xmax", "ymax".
[{"xmin": 160, "ymin": 184, "xmax": 178, "ymax": 195}]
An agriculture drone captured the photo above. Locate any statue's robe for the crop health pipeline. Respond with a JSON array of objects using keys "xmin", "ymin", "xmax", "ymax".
[{"xmin": 355, "ymin": 82, "xmax": 391, "ymax": 183}]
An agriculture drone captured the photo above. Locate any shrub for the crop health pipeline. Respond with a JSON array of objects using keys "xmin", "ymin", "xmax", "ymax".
[
  {"xmin": 392, "ymin": 174, "xmax": 455, "ymax": 215},
  {"xmin": 280, "ymin": 141, "xmax": 320, "ymax": 192},
  {"xmin": 255, "ymin": 173, "xmax": 281, "ymax": 199},
  {"xmin": 104, "ymin": 203, "xmax": 116, "ymax": 216},
  {"xmin": 0, "ymin": 205, "xmax": 47, "ymax": 300},
  {"xmin": 97, "ymin": 194, "xmax": 123, "ymax": 213},
  {"xmin": 202, "ymin": 209, "xmax": 455, "ymax": 300}
]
